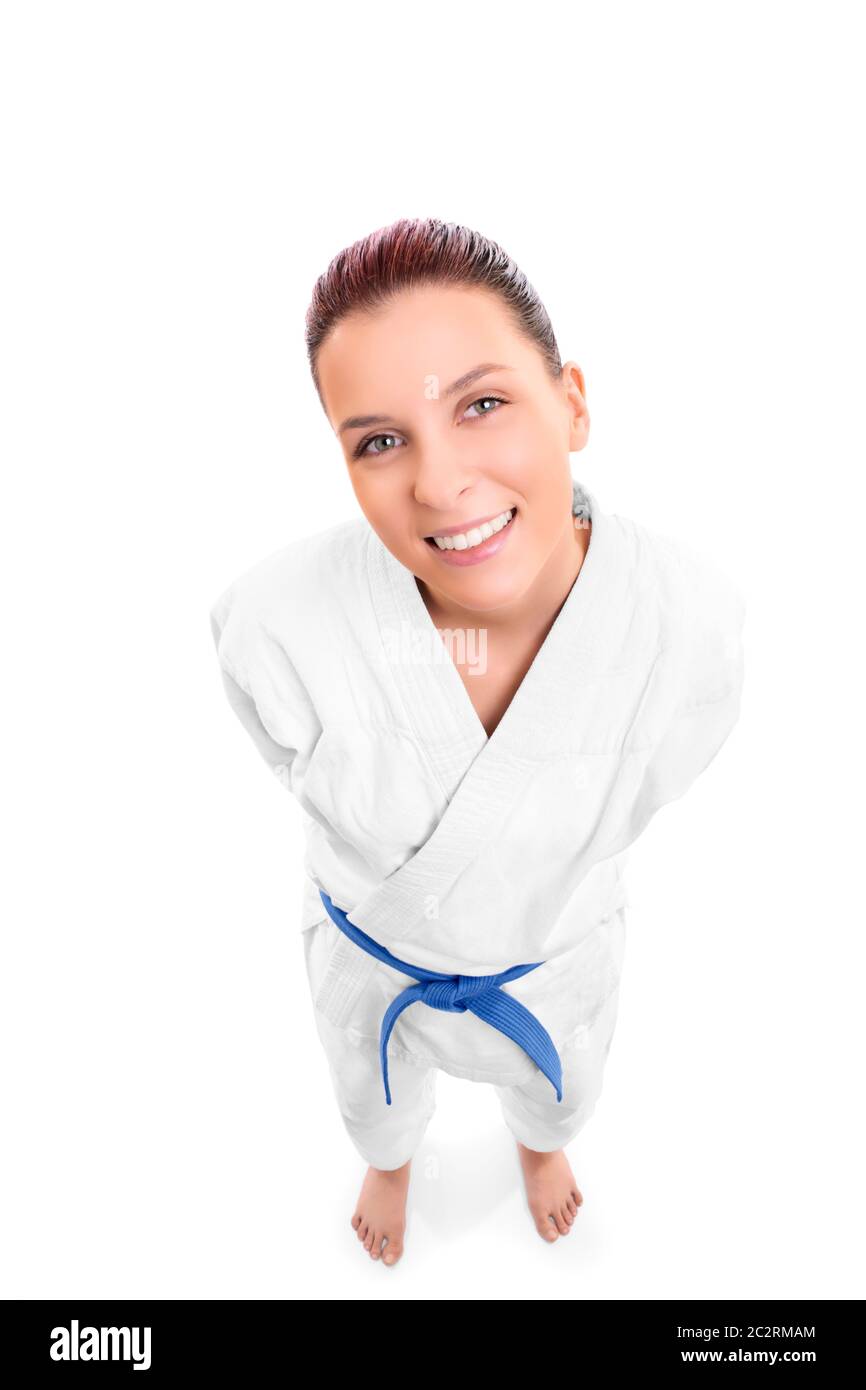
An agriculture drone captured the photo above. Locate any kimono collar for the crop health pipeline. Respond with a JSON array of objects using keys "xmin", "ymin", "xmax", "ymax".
[{"xmin": 364, "ymin": 478, "xmax": 626, "ymax": 778}]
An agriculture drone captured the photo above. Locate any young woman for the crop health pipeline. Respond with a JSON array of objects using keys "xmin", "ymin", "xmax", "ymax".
[{"xmin": 210, "ymin": 218, "xmax": 745, "ymax": 1267}]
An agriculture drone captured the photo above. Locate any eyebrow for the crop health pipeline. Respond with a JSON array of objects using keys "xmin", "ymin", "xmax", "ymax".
[{"xmin": 337, "ymin": 362, "xmax": 515, "ymax": 435}]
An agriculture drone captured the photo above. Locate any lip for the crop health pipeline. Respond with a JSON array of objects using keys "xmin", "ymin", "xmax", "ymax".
[
  {"xmin": 424, "ymin": 507, "xmax": 519, "ymax": 567},
  {"xmin": 423, "ymin": 507, "xmax": 515, "ymax": 540}
]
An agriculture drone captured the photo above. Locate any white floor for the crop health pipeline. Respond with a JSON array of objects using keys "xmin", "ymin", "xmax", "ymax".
[{"xmin": 5, "ymin": 888, "xmax": 859, "ymax": 1300}]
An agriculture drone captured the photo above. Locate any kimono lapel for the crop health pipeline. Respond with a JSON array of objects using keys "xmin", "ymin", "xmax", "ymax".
[{"xmin": 346, "ymin": 479, "xmax": 625, "ymax": 947}]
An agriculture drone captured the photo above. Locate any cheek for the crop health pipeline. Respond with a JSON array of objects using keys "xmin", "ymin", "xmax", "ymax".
[
  {"xmin": 371, "ymin": 494, "xmax": 423, "ymax": 557},
  {"xmin": 354, "ymin": 472, "xmax": 399, "ymax": 524},
  {"xmin": 491, "ymin": 422, "xmax": 531, "ymax": 464},
  {"xmin": 487, "ymin": 418, "xmax": 557, "ymax": 485},
  {"xmin": 350, "ymin": 484, "xmax": 403, "ymax": 556}
]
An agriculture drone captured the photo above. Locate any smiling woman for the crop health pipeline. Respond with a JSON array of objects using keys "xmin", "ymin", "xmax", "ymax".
[
  {"xmin": 210, "ymin": 216, "xmax": 745, "ymax": 1267},
  {"xmin": 304, "ymin": 220, "xmax": 591, "ymax": 628}
]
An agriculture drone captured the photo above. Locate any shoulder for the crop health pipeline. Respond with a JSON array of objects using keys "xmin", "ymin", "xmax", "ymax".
[
  {"xmin": 615, "ymin": 512, "xmax": 744, "ymax": 630},
  {"xmin": 607, "ymin": 511, "xmax": 745, "ymax": 707},
  {"xmin": 209, "ymin": 515, "xmax": 370, "ymax": 641}
]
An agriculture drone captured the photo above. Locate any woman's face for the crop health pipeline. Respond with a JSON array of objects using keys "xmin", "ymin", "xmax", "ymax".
[{"xmin": 316, "ymin": 284, "xmax": 589, "ymax": 614}]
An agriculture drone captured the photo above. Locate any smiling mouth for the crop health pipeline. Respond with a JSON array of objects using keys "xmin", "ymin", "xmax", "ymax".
[{"xmin": 424, "ymin": 507, "xmax": 517, "ymax": 552}]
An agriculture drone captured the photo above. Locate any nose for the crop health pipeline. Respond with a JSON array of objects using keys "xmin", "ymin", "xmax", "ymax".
[{"xmin": 412, "ymin": 446, "xmax": 477, "ymax": 513}]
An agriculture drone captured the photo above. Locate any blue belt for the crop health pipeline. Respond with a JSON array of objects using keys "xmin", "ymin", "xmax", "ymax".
[{"xmin": 319, "ymin": 890, "xmax": 563, "ymax": 1106}]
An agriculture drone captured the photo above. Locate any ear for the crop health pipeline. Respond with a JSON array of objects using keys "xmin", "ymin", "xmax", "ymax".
[{"xmin": 561, "ymin": 361, "xmax": 590, "ymax": 451}]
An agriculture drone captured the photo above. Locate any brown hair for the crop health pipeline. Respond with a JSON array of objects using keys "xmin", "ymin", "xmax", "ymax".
[{"xmin": 304, "ymin": 217, "xmax": 563, "ymax": 413}]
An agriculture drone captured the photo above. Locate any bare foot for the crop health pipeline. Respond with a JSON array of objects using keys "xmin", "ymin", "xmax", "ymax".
[
  {"xmin": 516, "ymin": 1141, "xmax": 583, "ymax": 1242},
  {"xmin": 350, "ymin": 1159, "xmax": 411, "ymax": 1265}
]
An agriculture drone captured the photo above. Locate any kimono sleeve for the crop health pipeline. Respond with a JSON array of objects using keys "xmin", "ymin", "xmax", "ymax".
[
  {"xmin": 623, "ymin": 542, "xmax": 746, "ymax": 840},
  {"xmin": 209, "ymin": 588, "xmax": 321, "ymax": 795}
]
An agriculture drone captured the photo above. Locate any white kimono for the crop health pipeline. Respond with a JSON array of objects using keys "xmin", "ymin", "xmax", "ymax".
[{"xmin": 209, "ymin": 480, "xmax": 745, "ymax": 1158}]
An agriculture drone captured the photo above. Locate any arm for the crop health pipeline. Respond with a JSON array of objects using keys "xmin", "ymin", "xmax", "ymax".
[
  {"xmin": 209, "ymin": 592, "xmax": 322, "ymax": 794},
  {"xmin": 619, "ymin": 537, "xmax": 746, "ymax": 844}
]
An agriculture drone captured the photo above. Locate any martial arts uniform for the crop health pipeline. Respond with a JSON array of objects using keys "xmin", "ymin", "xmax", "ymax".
[{"xmin": 209, "ymin": 480, "xmax": 745, "ymax": 1168}]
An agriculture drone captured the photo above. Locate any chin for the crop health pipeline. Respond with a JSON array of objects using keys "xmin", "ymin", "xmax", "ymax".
[{"xmin": 442, "ymin": 570, "xmax": 530, "ymax": 613}]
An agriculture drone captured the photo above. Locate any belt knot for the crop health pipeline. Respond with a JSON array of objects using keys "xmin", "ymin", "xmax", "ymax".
[{"xmin": 422, "ymin": 974, "xmax": 491, "ymax": 1012}]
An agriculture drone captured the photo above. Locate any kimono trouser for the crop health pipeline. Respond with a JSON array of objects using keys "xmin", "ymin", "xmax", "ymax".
[{"xmin": 308, "ymin": 962, "xmax": 623, "ymax": 1171}]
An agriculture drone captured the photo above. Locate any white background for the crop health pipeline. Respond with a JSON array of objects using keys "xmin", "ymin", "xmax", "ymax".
[{"xmin": 2, "ymin": 0, "xmax": 863, "ymax": 1300}]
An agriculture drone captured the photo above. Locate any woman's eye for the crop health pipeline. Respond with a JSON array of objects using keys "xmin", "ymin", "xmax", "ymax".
[
  {"xmin": 356, "ymin": 432, "xmax": 402, "ymax": 458},
  {"xmin": 463, "ymin": 394, "xmax": 507, "ymax": 419}
]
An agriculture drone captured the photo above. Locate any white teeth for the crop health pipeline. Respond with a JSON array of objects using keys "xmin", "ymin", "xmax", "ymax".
[{"xmin": 430, "ymin": 509, "xmax": 514, "ymax": 551}]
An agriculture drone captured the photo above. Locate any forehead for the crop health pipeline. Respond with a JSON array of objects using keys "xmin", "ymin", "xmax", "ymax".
[{"xmin": 317, "ymin": 284, "xmax": 537, "ymax": 419}]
